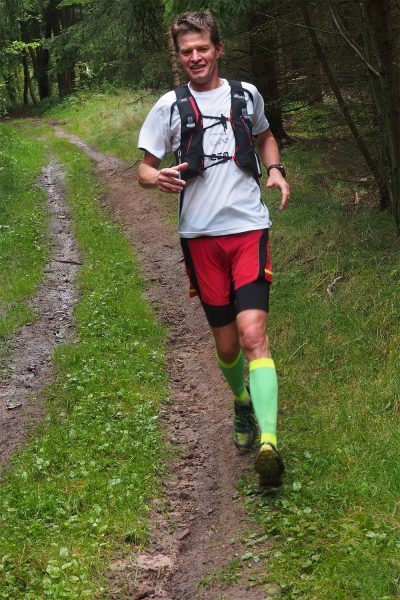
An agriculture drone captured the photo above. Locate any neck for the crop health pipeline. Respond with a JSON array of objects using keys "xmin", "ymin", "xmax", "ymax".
[{"xmin": 189, "ymin": 74, "xmax": 223, "ymax": 92}]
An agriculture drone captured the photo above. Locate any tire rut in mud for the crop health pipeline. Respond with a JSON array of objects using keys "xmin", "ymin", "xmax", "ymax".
[
  {"xmin": 0, "ymin": 159, "xmax": 80, "ymax": 466},
  {"xmin": 53, "ymin": 127, "xmax": 271, "ymax": 600}
]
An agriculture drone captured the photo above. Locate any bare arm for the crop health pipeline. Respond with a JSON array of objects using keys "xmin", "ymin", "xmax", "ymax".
[
  {"xmin": 255, "ymin": 129, "xmax": 290, "ymax": 211},
  {"xmin": 138, "ymin": 151, "xmax": 188, "ymax": 194}
]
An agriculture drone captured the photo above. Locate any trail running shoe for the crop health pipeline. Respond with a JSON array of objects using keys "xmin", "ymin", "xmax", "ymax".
[
  {"xmin": 233, "ymin": 399, "xmax": 258, "ymax": 453},
  {"xmin": 255, "ymin": 442, "xmax": 285, "ymax": 491}
]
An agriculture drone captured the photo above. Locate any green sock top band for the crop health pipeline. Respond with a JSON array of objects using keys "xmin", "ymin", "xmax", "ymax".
[
  {"xmin": 235, "ymin": 388, "xmax": 250, "ymax": 403},
  {"xmin": 260, "ymin": 432, "xmax": 277, "ymax": 446},
  {"xmin": 249, "ymin": 357, "xmax": 275, "ymax": 371},
  {"xmin": 217, "ymin": 351, "xmax": 242, "ymax": 369}
]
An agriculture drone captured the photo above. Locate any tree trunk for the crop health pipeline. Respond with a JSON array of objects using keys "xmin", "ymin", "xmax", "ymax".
[
  {"xmin": 307, "ymin": 4, "xmax": 324, "ymax": 104},
  {"xmin": 28, "ymin": 46, "xmax": 51, "ymax": 100},
  {"xmin": 253, "ymin": 44, "xmax": 286, "ymax": 142},
  {"xmin": 36, "ymin": 48, "xmax": 51, "ymax": 99},
  {"xmin": 361, "ymin": 0, "xmax": 400, "ymax": 232},
  {"xmin": 5, "ymin": 76, "xmax": 17, "ymax": 105},
  {"xmin": 22, "ymin": 54, "xmax": 29, "ymax": 105},
  {"xmin": 22, "ymin": 52, "xmax": 38, "ymax": 105},
  {"xmin": 53, "ymin": 5, "xmax": 77, "ymax": 97},
  {"xmin": 301, "ymin": 2, "xmax": 391, "ymax": 211},
  {"xmin": 248, "ymin": 11, "xmax": 288, "ymax": 146},
  {"xmin": 26, "ymin": 16, "xmax": 51, "ymax": 100},
  {"xmin": 167, "ymin": 32, "xmax": 181, "ymax": 88},
  {"xmin": 58, "ymin": 68, "xmax": 76, "ymax": 97}
]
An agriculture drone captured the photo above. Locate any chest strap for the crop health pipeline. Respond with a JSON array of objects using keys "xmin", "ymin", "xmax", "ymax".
[{"xmin": 173, "ymin": 80, "xmax": 261, "ymax": 182}]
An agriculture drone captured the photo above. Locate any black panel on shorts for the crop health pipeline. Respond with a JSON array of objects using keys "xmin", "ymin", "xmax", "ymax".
[
  {"xmin": 258, "ymin": 229, "xmax": 269, "ymax": 279},
  {"xmin": 201, "ymin": 301, "xmax": 237, "ymax": 327},
  {"xmin": 235, "ymin": 280, "xmax": 269, "ymax": 313}
]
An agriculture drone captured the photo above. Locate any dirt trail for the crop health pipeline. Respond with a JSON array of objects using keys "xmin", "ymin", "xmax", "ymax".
[
  {"xmin": 53, "ymin": 128, "xmax": 274, "ymax": 600},
  {"xmin": 0, "ymin": 160, "xmax": 80, "ymax": 466}
]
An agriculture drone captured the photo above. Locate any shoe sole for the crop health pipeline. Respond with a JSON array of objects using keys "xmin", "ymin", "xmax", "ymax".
[{"xmin": 255, "ymin": 445, "xmax": 284, "ymax": 490}]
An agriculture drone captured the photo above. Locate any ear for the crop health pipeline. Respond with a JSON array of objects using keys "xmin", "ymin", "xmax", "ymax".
[{"xmin": 216, "ymin": 43, "xmax": 223, "ymax": 58}]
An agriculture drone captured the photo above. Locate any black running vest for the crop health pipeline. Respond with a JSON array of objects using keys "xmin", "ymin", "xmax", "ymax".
[{"xmin": 172, "ymin": 80, "xmax": 261, "ymax": 182}]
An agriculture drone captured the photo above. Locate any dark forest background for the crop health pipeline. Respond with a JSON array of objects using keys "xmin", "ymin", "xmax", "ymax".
[{"xmin": 1, "ymin": 0, "xmax": 399, "ymax": 232}]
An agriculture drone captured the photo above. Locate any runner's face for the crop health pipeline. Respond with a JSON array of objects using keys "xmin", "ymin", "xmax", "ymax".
[{"xmin": 177, "ymin": 31, "xmax": 222, "ymax": 91}]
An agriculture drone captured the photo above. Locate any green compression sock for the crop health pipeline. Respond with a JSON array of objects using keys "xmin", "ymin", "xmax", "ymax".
[
  {"xmin": 217, "ymin": 351, "xmax": 250, "ymax": 404},
  {"xmin": 249, "ymin": 358, "xmax": 278, "ymax": 447}
]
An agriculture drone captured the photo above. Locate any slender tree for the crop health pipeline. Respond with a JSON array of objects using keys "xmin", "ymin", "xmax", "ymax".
[
  {"xmin": 167, "ymin": 30, "xmax": 181, "ymax": 87},
  {"xmin": 301, "ymin": 1, "xmax": 393, "ymax": 212},
  {"xmin": 247, "ymin": 5, "xmax": 288, "ymax": 144},
  {"xmin": 327, "ymin": 0, "xmax": 399, "ymax": 228}
]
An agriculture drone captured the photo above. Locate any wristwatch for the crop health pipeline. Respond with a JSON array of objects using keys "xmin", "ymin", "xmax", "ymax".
[{"xmin": 267, "ymin": 163, "xmax": 286, "ymax": 178}]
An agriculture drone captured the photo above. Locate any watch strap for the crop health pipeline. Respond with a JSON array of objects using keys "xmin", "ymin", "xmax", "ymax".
[{"xmin": 267, "ymin": 163, "xmax": 286, "ymax": 177}]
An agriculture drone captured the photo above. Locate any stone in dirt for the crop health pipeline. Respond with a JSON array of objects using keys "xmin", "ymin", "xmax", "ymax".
[{"xmin": 136, "ymin": 554, "xmax": 174, "ymax": 574}]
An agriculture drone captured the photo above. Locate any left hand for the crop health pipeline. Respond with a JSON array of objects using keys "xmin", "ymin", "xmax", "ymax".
[{"xmin": 266, "ymin": 171, "xmax": 290, "ymax": 211}]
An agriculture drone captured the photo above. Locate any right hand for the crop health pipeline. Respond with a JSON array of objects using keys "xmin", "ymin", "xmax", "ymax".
[{"xmin": 156, "ymin": 162, "xmax": 189, "ymax": 193}]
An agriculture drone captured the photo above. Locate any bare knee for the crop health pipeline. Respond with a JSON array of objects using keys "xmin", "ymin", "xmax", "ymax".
[
  {"xmin": 217, "ymin": 346, "xmax": 240, "ymax": 364},
  {"xmin": 236, "ymin": 309, "xmax": 270, "ymax": 360},
  {"xmin": 212, "ymin": 323, "xmax": 240, "ymax": 364},
  {"xmin": 239, "ymin": 325, "xmax": 268, "ymax": 356}
]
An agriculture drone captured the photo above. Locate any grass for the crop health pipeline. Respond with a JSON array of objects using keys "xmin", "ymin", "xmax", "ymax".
[
  {"xmin": 197, "ymin": 558, "xmax": 242, "ymax": 590},
  {"xmin": 0, "ymin": 123, "xmax": 168, "ymax": 598},
  {"xmin": 0, "ymin": 124, "xmax": 49, "ymax": 362},
  {"xmin": 44, "ymin": 89, "xmax": 163, "ymax": 162},
  {"xmin": 240, "ymin": 141, "xmax": 400, "ymax": 599}
]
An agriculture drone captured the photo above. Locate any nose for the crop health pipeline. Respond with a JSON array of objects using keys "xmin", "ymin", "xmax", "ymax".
[{"xmin": 191, "ymin": 49, "xmax": 200, "ymax": 62}]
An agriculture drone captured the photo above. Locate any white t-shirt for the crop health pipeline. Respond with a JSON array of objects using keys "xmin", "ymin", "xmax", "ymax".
[{"xmin": 138, "ymin": 79, "xmax": 271, "ymax": 238}]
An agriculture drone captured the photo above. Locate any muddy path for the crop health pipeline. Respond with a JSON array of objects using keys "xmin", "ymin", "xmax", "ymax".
[
  {"xmin": 53, "ymin": 127, "xmax": 274, "ymax": 600},
  {"xmin": 0, "ymin": 159, "xmax": 80, "ymax": 466}
]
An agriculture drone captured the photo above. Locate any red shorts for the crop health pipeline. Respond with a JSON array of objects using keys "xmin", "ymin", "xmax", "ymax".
[{"xmin": 180, "ymin": 229, "xmax": 272, "ymax": 327}]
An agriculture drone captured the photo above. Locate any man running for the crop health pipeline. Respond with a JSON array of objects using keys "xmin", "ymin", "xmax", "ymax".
[{"xmin": 138, "ymin": 11, "xmax": 290, "ymax": 490}]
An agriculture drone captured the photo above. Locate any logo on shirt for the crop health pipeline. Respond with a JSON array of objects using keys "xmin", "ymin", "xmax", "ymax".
[
  {"xmin": 210, "ymin": 151, "xmax": 230, "ymax": 162},
  {"xmin": 210, "ymin": 136, "xmax": 229, "ymax": 147}
]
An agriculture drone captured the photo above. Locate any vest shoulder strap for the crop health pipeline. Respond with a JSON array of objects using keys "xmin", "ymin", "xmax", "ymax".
[
  {"xmin": 174, "ymin": 84, "xmax": 191, "ymax": 100},
  {"xmin": 228, "ymin": 80, "xmax": 254, "ymax": 102},
  {"xmin": 227, "ymin": 79, "xmax": 243, "ymax": 93},
  {"xmin": 174, "ymin": 85, "xmax": 202, "ymax": 131}
]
